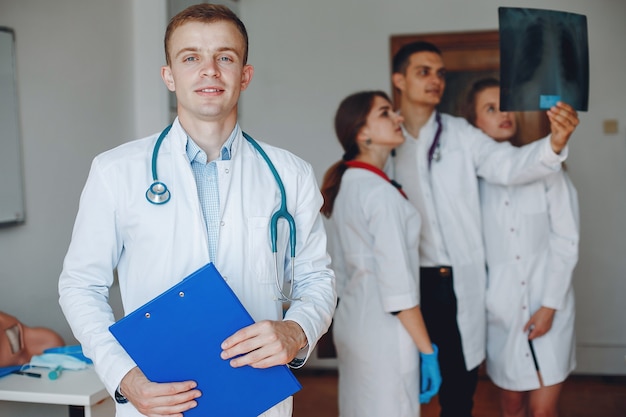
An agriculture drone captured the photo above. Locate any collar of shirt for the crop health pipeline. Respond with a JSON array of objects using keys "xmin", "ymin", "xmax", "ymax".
[
  {"xmin": 185, "ymin": 124, "xmax": 240, "ymax": 164},
  {"xmin": 400, "ymin": 110, "xmax": 438, "ymax": 142}
]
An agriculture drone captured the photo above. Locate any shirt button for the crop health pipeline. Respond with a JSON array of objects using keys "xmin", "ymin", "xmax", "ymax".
[
  {"xmin": 225, "ymin": 168, "xmax": 230, "ymax": 174},
  {"xmin": 505, "ymin": 201, "xmax": 509, "ymax": 206},
  {"xmin": 521, "ymin": 281, "xmax": 526, "ymax": 285},
  {"xmin": 220, "ymin": 221, "xmax": 225, "ymax": 226},
  {"xmin": 510, "ymin": 228, "xmax": 515, "ymax": 232},
  {"xmin": 516, "ymin": 255, "xmax": 521, "ymax": 260},
  {"xmin": 522, "ymin": 305, "xmax": 527, "ymax": 310}
]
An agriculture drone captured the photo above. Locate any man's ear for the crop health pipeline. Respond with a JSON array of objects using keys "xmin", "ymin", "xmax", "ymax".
[
  {"xmin": 161, "ymin": 66, "xmax": 175, "ymax": 92},
  {"xmin": 392, "ymin": 72, "xmax": 405, "ymax": 92},
  {"xmin": 240, "ymin": 64, "xmax": 254, "ymax": 91}
]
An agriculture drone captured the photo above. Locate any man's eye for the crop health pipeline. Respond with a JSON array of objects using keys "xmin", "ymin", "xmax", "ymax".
[
  {"xmin": 218, "ymin": 56, "xmax": 233, "ymax": 62},
  {"xmin": 184, "ymin": 56, "xmax": 197, "ymax": 62}
]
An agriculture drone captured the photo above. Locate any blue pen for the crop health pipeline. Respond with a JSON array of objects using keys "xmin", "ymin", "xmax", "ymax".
[{"xmin": 48, "ymin": 366, "xmax": 63, "ymax": 380}]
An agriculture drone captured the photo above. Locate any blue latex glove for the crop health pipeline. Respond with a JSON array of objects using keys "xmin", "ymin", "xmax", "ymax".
[{"xmin": 419, "ymin": 343, "xmax": 441, "ymax": 404}]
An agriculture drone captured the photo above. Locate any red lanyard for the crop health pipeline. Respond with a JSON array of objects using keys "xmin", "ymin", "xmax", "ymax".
[{"xmin": 345, "ymin": 160, "xmax": 408, "ymax": 199}]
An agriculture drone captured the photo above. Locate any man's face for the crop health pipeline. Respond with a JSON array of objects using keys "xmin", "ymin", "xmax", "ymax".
[
  {"xmin": 394, "ymin": 51, "xmax": 446, "ymax": 108},
  {"xmin": 161, "ymin": 20, "xmax": 253, "ymax": 125}
]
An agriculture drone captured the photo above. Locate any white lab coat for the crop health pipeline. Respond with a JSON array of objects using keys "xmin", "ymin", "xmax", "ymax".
[
  {"xmin": 58, "ymin": 119, "xmax": 336, "ymax": 417},
  {"xmin": 481, "ymin": 170, "xmax": 579, "ymax": 391},
  {"xmin": 328, "ymin": 168, "xmax": 422, "ymax": 417},
  {"xmin": 388, "ymin": 112, "xmax": 567, "ymax": 371}
]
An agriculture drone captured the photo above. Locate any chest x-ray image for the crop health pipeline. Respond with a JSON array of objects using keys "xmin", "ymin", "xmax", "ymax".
[{"xmin": 499, "ymin": 7, "xmax": 589, "ymax": 111}]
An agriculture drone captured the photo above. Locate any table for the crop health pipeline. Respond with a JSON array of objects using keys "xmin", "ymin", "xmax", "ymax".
[{"xmin": 0, "ymin": 366, "xmax": 115, "ymax": 417}]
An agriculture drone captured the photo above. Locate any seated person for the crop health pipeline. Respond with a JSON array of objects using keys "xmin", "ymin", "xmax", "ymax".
[{"xmin": 0, "ymin": 311, "xmax": 64, "ymax": 367}]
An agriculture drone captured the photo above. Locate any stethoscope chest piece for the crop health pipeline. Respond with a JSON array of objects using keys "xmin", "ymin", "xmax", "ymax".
[
  {"xmin": 145, "ymin": 124, "xmax": 173, "ymax": 205},
  {"xmin": 432, "ymin": 146, "xmax": 442, "ymax": 162},
  {"xmin": 146, "ymin": 181, "xmax": 171, "ymax": 205},
  {"xmin": 145, "ymin": 124, "xmax": 301, "ymax": 303}
]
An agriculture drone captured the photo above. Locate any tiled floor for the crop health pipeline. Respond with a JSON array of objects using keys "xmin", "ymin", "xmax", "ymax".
[{"xmin": 292, "ymin": 369, "xmax": 626, "ymax": 417}]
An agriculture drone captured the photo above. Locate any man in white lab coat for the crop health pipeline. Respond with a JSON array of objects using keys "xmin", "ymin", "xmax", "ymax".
[
  {"xmin": 388, "ymin": 41, "xmax": 579, "ymax": 417},
  {"xmin": 58, "ymin": 4, "xmax": 336, "ymax": 417}
]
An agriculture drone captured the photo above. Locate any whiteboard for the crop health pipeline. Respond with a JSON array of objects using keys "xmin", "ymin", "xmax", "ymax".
[{"xmin": 0, "ymin": 27, "xmax": 25, "ymax": 224}]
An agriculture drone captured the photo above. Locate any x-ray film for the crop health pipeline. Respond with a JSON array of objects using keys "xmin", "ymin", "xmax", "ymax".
[{"xmin": 499, "ymin": 7, "xmax": 589, "ymax": 111}]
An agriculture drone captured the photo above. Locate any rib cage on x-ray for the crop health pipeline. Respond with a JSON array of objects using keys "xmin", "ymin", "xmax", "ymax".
[{"xmin": 499, "ymin": 7, "xmax": 589, "ymax": 111}]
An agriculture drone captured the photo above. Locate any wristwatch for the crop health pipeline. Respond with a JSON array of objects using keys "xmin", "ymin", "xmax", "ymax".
[{"xmin": 114, "ymin": 386, "xmax": 129, "ymax": 404}]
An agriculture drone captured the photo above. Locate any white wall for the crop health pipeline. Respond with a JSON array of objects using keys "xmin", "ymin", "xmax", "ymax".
[
  {"xmin": 0, "ymin": 0, "xmax": 142, "ymax": 340},
  {"xmin": 239, "ymin": 0, "xmax": 626, "ymax": 374},
  {"xmin": 0, "ymin": 0, "xmax": 624, "ymax": 375}
]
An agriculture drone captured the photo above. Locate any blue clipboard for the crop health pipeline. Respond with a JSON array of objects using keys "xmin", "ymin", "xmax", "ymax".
[{"xmin": 109, "ymin": 263, "xmax": 301, "ymax": 417}]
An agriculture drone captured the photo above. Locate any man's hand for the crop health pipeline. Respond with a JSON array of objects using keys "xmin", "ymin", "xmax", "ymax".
[
  {"xmin": 547, "ymin": 102, "xmax": 579, "ymax": 154},
  {"xmin": 119, "ymin": 367, "xmax": 201, "ymax": 417},
  {"xmin": 524, "ymin": 306, "xmax": 556, "ymax": 340},
  {"xmin": 220, "ymin": 320, "xmax": 307, "ymax": 368}
]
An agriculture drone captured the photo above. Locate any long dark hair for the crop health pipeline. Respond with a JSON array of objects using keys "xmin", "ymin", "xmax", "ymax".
[{"xmin": 320, "ymin": 90, "xmax": 390, "ymax": 217}]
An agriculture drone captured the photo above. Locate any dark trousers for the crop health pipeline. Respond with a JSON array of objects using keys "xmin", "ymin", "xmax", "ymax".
[{"xmin": 420, "ymin": 267, "xmax": 479, "ymax": 417}]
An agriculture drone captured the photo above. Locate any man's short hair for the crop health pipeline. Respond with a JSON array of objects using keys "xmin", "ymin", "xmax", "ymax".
[
  {"xmin": 392, "ymin": 41, "xmax": 441, "ymax": 75},
  {"xmin": 164, "ymin": 3, "xmax": 249, "ymax": 66}
]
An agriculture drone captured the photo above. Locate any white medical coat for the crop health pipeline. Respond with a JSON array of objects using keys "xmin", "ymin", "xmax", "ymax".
[
  {"xmin": 328, "ymin": 168, "xmax": 422, "ymax": 417},
  {"xmin": 58, "ymin": 119, "xmax": 336, "ymax": 417},
  {"xmin": 481, "ymin": 170, "xmax": 579, "ymax": 390},
  {"xmin": 388, "ymin": 112, "xmax": 567, "ymax": 371}
]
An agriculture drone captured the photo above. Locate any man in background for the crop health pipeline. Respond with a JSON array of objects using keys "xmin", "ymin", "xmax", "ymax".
[{"xmin": 389, "ymin": 41, "xmax": 579, "ymax": 417}]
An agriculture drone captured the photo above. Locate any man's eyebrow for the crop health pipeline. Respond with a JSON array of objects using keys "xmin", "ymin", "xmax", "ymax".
[
  {"xmin": 215, "ymin": 46, "xmax": 242, "ymax": 58},
  {"xmin": 174, "ymin": 47, "xmax": 200, "ymax": 60},
  {"xmin": 173, "ymin": 46, "xmax": 242, "ymax": 60}
]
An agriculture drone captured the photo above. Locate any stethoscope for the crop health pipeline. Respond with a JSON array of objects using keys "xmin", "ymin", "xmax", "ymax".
[
  {"xmin": 146, "ymin": 124, "xmax": 300, "ymax": 303},
  {"xmin": 427, "ymin": 112, "xmax": 443, "ymax": 168},
  {"xmin": 390, "ymin": 111, "xmax": 443, "ymax": 173}
]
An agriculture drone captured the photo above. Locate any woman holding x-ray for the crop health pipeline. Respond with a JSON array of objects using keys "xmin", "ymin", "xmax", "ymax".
[{"xmin": 465, "ymin": 78, "xmax": 579, "ymax": 417}]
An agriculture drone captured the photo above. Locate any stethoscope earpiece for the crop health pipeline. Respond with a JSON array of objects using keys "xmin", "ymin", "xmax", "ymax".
[{"xmin": 146, "ymin": 181, "xmax": 171, "ymax": 205}]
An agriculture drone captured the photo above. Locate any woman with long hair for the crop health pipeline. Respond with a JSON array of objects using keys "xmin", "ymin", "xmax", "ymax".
[{"xmin": 321, "ymin": 91, "xmax": 440, "ymax": 416}]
